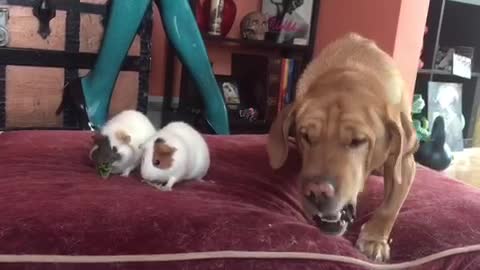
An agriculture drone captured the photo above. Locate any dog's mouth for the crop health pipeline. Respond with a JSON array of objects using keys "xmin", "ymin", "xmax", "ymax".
[{"xmin": 312, "ymin": 204, "xmax": 355, "ymax": 235}]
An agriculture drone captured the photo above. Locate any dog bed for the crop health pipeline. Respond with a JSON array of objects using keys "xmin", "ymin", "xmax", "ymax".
[{"xmin": 0, "ymin": 130, "xmax": 479, "ymax": 270}]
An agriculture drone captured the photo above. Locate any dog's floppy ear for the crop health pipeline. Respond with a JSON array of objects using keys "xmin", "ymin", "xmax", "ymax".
[
  {"xmin": 267, "ymin": 103, "xmax": 295, "ymax": 169},
  {"xmin": 385, "ymin": 107, "xmax": 418, "ymax": 184}
]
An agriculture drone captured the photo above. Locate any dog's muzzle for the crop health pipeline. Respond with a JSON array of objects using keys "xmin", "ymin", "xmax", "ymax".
[{"xmin": 312, "ymin": 204, "xmax": 355, "ymax": 235}]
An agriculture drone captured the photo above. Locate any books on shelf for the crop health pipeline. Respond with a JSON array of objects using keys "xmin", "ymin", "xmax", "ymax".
[
  {"xmin": 265, "ymin": 57, "xmax": 283, "ymax": 122},
  {"xmin": 276, "ymin": 57, "xmax": 302, "ymax": 115},
  {"xmin": 231, "ymin": 53, "xmax": 303, "ymax": 124},
  {"xmin": 264, "ymin": 56, "xmax": 303, "ymax": 121}
]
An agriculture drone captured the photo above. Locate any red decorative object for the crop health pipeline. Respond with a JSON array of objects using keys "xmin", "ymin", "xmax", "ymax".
[
  {"xmin": 221, "ymin": 0, "xmax": 237, "ymax": 36},
  {"xmin": 196, "ymin": 0, "xmax": 237, "ymax": 36},
  {"xmin": 195, "ymin": 1, "xmax": 209, "ymax": 33},
  {"xmin": 419, "ymin": 26, "xmax": 428, "ymax": 69}
]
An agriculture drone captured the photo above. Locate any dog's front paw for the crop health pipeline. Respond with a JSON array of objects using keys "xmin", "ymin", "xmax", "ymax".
[
  {"xmin": 356, "ymin": 237, "xmax": 390, "ymax": 262},
  {"xmin": 356, "ymin": 227, "xmax": 390, "ymax": 262}
]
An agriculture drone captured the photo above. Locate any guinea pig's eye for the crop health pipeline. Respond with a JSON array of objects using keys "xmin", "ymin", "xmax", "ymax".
[
  {"xmin": 153, "ymin": 160, "xmax": 160, "ymax": 166},
  {"xmin": 112, "ymin": 146, "xmax": 118, "ymax": 153},
  {"xmin": 349, "ymin": 138, "xmax": 368, "ymax": 149}
]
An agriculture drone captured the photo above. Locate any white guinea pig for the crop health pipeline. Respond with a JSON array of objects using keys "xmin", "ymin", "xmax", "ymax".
[
  {"xmin": 140, "ymin": 121, "xmax": 210, "ymax": 191},
  {"xmin": 93, "ymin": 110, "xmax": 156, "ymax": 177}
]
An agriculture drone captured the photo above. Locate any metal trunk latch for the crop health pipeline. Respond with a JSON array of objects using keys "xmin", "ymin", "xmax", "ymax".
[
  {"xmin": 33, "ymin": 0, "xmax": 56, "ymax": 40},
  {"xmin": 0, "ymin": 8, "xmax": 9, "ymax": 47}
]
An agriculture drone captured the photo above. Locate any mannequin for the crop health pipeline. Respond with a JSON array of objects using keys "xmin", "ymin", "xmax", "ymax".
[{"xmin": 56, "ymin": 0, "xmax": 230, "ymax": 135}]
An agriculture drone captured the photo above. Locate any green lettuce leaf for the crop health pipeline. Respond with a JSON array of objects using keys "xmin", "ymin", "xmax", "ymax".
[{"xmin": 97, "ymin": 163, "xmax": 112, "ymax": 179}]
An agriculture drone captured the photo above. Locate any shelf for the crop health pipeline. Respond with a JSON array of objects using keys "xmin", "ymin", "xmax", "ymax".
[
  {"xmin": 417, "ymin": 68, "xmax": 480, "ymax": 78},
  {"xmin": 231, "ymin": 119, "xmax": 267, "ymax": 127},
  {"xmin": 229, "ymin": 119, "xmax": 269, "ymax": 133},
  {"xmin": 449, "ymin": 0, "xmax": 480, "ymax": 6},
  {"xmin": 202, "ymin": 34, "xmax": 309, "ymax": 52}
]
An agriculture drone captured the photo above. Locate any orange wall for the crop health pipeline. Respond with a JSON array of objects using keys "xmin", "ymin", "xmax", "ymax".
[
  {"xmin": 149, "ymin": 0, "xmax": 429, "ymax": 102},
  {"xmin": 314, "ymin": 0, "xmax": 401, "ymax": 56},
  {"xmin": 313, "ymin": 0, "xmax": 429, "ymax": 101},
  {"xmin": 393, "ymin": 0, "xmax": 431, "ymax": 102}
]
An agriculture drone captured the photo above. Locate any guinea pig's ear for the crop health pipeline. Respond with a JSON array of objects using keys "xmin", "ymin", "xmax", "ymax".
[
  {"xmin": 92, "ymin": 132, "xmax": 106, "ymax": 144},
  {"xmin": 88, "ymin": 145, "xmax": 99, "ymax": 161},
  {"xmin": 154, "ymin": 138, "xmax": 176, "ymax": 155},
  {"xmin": 115, "ymin": 130, "xmax": 131, "ymax": 144}
]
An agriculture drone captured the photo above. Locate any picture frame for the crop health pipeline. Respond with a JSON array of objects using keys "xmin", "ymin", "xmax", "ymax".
[
  {"xmin": 216, "ymin": 75, "xmax": 241, "ymax": 110},
  {"xmin": 261, "ymin": 0, "xmax": 314, "ymax": 45}
]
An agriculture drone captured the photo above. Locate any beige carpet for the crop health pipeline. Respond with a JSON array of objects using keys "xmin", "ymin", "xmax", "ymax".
[
  {"xmin": 442, "ymin": 147, "xmax": 480, "ymax": 188},
  {"xmin": 473, "ymin": 109, "xmax": 480, "ymax": 147}
]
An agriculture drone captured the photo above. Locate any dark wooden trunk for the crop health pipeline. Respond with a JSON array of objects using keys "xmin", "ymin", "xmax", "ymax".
[{"xmin": 0, "ymin": 0, "xmax": 152, "ymax": 130}]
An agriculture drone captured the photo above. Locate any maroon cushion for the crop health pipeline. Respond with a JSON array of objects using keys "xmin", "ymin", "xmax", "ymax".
[{"xmin": 0, "ymin": 130, "xmax": 479, "ymax": 269}]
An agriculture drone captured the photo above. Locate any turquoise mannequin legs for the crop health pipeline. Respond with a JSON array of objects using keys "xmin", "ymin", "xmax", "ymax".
[
  {"xmin": 79, "ymin": 0, "xmax": 230, "ymax": 134},
  {"xmin": 81, "ymin": 0, "xmax": 151, "ymax": 128},
  {"xmin": 155, "ymin": 0, "xmax": 230, "ymax": 135}
]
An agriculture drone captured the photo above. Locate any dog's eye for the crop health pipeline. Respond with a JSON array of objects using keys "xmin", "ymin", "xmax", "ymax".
[
  {"xmin": 153, "ymin": 160, "xmax": 160, "ymax": 166},
  {"xmin": 112, "ymin": 146, "xmax": 118, "ymax": 153},
  {"xmin": 302, "ymin": 132, "xmax": 311, "ymax": 145},
  {"xmin": 349, "ymin": 138, "xmax": 368, "ymax": 148},
  {"xmin": 299, "ymin": 127, "xmax": 311, "ymax": 145}
]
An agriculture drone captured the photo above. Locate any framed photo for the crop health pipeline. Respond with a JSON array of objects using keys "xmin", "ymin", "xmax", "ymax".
[
  {"xmin": 216, "ymin": 75, "xmax": 241, "ymax": 110},
  {"xmin": 261, "ymin": 0, "xmax": 314, "ymax": 45},
  {"xmin": 428, "ymin": 81, "xmax": 465, "ymax": 151}
]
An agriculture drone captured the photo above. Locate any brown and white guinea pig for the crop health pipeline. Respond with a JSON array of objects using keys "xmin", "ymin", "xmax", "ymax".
[
  {"xmin": 139, "ymin": 121, "xmax": 210, "ymax": 191},
  {"xmin": 90, "ymin": 110, "xmax": 156, "ymax": 177}
]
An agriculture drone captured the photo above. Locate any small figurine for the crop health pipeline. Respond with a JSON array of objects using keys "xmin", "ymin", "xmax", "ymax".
[
  {"xmin": 239, "ymin": 108, "xmax": 258, "ymax": 122},
  {"xmin": 411, "ymin": 94, "xmax": 430, "ymax": 142},
  {"xmin": 240, "ymin": 12, "xmax": 268, "ymax": 40},
  {"xmin": 414, "ymin": 116, "xmax": 453, "ymax": 171}
]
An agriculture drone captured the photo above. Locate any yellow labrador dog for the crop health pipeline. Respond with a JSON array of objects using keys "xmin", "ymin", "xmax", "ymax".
[{"xmin": 267, "ymin": 33, "xmax": 418, "ymax": 262}]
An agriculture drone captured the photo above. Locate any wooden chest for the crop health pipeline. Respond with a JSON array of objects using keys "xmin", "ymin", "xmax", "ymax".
[{"xmin": 0, "ymin": 0, "xmax": 152, "ymax": 130}]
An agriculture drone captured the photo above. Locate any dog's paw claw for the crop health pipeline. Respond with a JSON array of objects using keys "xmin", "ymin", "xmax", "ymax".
[
  {"xmin": 158, "ymin": 185, "xmax": 172, "ymax": 192},
  {"xmin": 356, "ymin": 237, "xmax": 390, "ymax": 263}
]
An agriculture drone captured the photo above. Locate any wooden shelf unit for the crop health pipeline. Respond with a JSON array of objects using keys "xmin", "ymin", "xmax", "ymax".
[
  {"xmin": 202, "ymin": 34, "xmax": 310, "ymax": 52},
  {"xmin": 415, "ymin": 0, "xmax": 480, "ymax": 147},
  {"xmin": 161, "ymin": 0, "xmax": 321, "ymax": 134}
]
